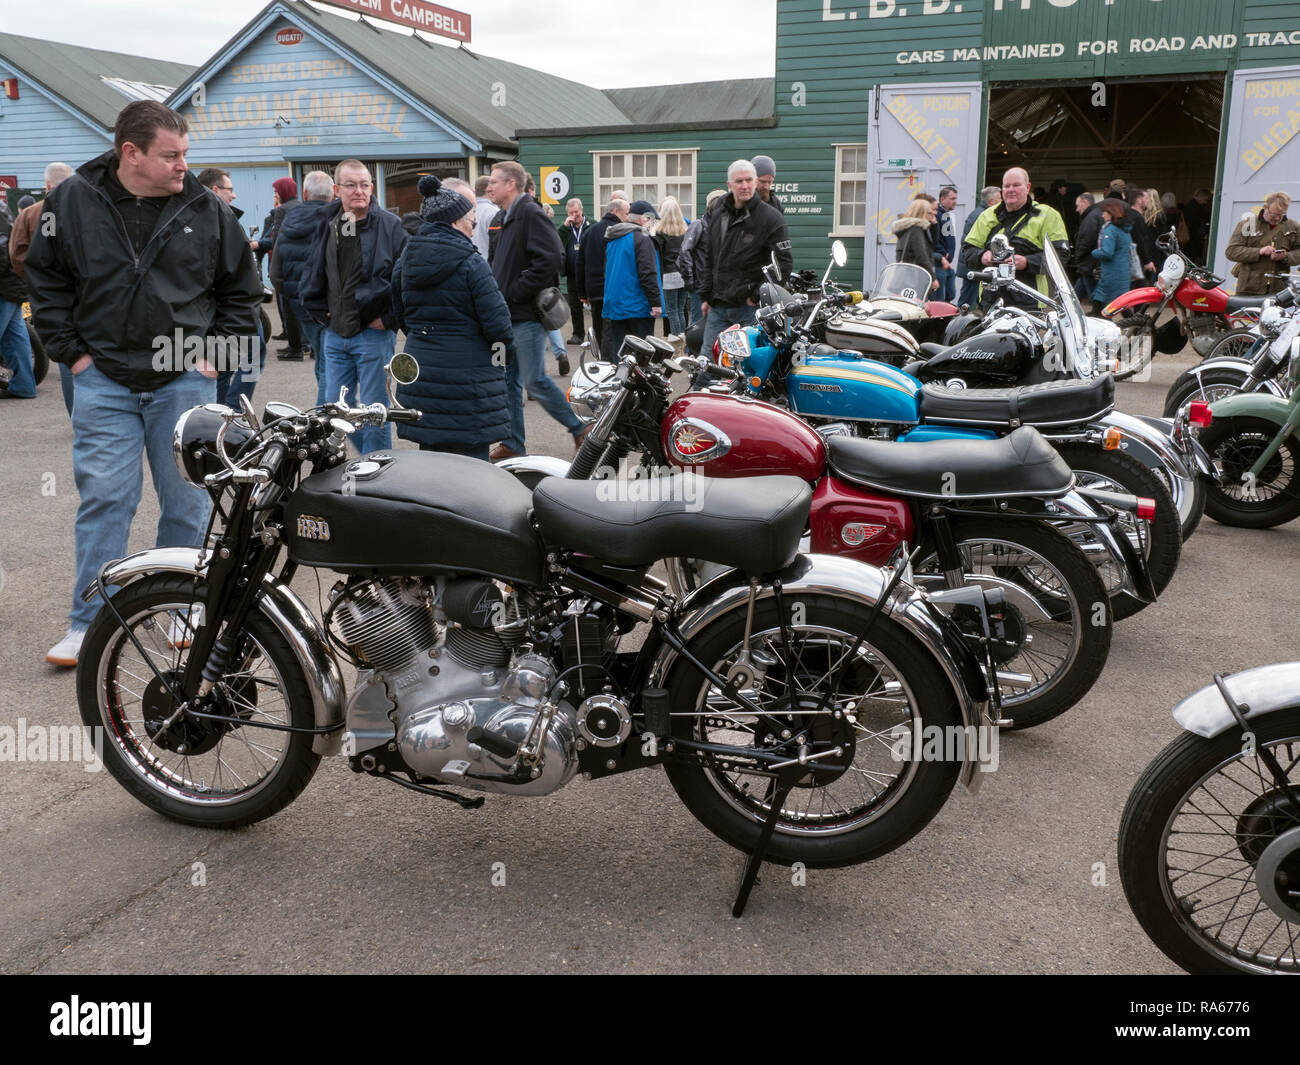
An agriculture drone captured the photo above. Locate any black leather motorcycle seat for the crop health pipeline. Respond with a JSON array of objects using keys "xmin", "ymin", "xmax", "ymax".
[
  {"xmin": 532, "ymin": 473, "xmax": 811, "ymax": 574},
  {"xmin": 918, "ymin": 375, "xmax": 1114, "ymax": 428},
  {"xmin": 919, "ymin": 342, "xmax": 947, "ymax": 358},
  {"xmin": 827, "ymin": 426, "xmax": 1074, "ymax": 500},
  {"xmin": 1224, "ymin": 294, "xmax": 1268, "ymax": 313},
  {"xmin": 900, "ymin": 359, "xmax": 925, "ymax": 378}
]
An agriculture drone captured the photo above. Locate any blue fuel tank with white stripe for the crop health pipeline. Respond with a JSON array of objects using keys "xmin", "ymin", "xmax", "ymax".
[{"xmin": 786, "ymin": 351, "xmax": 922, "ymax": 424}]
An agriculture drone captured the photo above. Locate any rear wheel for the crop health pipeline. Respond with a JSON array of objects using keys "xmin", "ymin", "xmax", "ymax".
[
  {"xmin": 916, "ymin": 516, "xmax": 1111, "ymax": 730},
  {"xmin": 1118, "ymin": 708, "xmax": 1300, "ymax": 974},
  {"xmin": 77, "ymin": 573, "xmax": 321, "ymax": 827},
  {"xmin": 1163, "ymin": 367, "xmax": 1255, "ymax": 417},
  {"xmin": 1051, "ymin": 441, "xmax": 1181, "ymax": 621},
  {"xmin": 662, "ymin": 595, "xmax": 965, "ymax": 868},
  {"xmin": 1199, "ymin": 417, "xmax": 1300, "ymax": 529}
]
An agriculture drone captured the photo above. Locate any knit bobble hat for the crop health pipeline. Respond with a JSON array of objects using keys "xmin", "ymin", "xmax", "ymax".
[{"xmin": 418, "ymin": 174, "xmax": 472, "ymax": 224}]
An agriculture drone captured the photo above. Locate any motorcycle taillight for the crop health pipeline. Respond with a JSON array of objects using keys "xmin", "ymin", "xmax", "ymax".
[
  {"xmin": 1137, "ymin": 497, "xmax": 1157, "ymax": 522},
  {"xmin": 1188, "ymin": 401, "xmax": 1212, "ymax": 427}
]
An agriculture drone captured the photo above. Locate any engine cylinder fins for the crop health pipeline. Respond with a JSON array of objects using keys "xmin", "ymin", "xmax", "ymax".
[
  {"xmin": 447, "ymin": 625, "xmax": 510, "ymax": 670},
  {"xmin": 329, "ymin": 577, "xmax": 435, "ymax": 672}
]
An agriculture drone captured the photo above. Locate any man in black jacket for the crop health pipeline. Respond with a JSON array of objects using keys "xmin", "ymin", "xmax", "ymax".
[
  {"xmin": 699, "ymin": 159, "xmax": 792, "ymax": 355},
  {"xmin": 1071, "ymin": 193, "xmax": 1103, "ymax": 306},
  {"xmin": 576, "ymin": 198, "xmax": 623, "ymax": 346},
  {"xmin": 559, "ymin": 197, "xmax": 587, "ymax": 344},
  {"xmin": 270, "ymin": 169, "xmax": 334, "ymax": 404},
  {"xmin": 299, "ymin": 158, "xmax": 407, "ymax": 456},
  {"xmin": 487, "ymin": 161, "xmax": 586, "ymax": 460},
  {"xmin": 25, "ymin": 100, "xmax": 261, "ymax": 666}
]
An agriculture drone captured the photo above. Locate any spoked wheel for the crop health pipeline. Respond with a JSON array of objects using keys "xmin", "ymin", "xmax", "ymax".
[
  {"xmin": 77, "ymin": 574, "xmax": 321, "ymax": 827},
  {"xmin": 1163, "ymin": 368, "xmax": 1258, "ymax": 418},
  {"xmin": 662, "ymin": 594, "xmax": 965, "ymax": 868},
  {"xmin": 1050, "ymin": 442, "xmax": 1181, "ymax": 621},
  {"xmin": 1199, "ymin": 418, "xmax": 1300, "ymax": 529},
  {"xmin": 1204, "ymin": 328, "xmax": 1259, "ymax": 363},
  {"xmin": 1119, "ymin": 708, "xmax": 1300, "ymax": 974},
  {"xmin": 916, "ymin": 517, "xmax": 1110, "ymax": 730},
  {"xmin": 1112, "ymin": 311, "xmax": 1157, "ymax": 382}
]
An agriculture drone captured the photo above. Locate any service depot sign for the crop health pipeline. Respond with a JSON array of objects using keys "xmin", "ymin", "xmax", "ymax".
[{"xmin": 321, "ymin": 0, "xmax": 471, "ymax": 43}]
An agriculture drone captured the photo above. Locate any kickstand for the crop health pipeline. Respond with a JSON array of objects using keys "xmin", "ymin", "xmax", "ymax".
[{"xmin": 732, "ymin": 766, "xmax": 801, "ymax": 918}]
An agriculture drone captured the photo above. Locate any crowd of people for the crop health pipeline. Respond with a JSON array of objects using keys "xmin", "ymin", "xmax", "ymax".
[{"xmin": 1, "ymin": 99, "xmax": 795, "ymax": 667}]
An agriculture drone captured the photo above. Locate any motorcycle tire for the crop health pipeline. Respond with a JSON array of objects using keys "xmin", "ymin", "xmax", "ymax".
[
  {"xmin": 918, "ymin": 516, "xmax": 1111, "ymax": 730},
  {"xmin": 661, "ymin": 593, "xmax": 964, "ymax": 868},
  {"xmin": 26, "ymin": 321, "xmax": 49, "ymax": 386},
  {"xmin": 78, "ymin": 573, "xmax": 322, "ymax": 828},
  {"xmin": 1201, "ymin": 327, "xmax": 1258, "ymax": 364},
  {"xmin": 1118, "ymin": 707, "xmax": 1300, "ymax": 974},
  {"xmin": 1198, "ymin": 417, "xmax": 1300, "ymax": 529},
  {"xmin": 1112, "ymin": 311, "xmax": 1158, "ymax": 382},
  {"xmin": 1162, "ymin": 367, "xmax": 1257, "ymax": 418},
  {"xmin": 1050, "ymin": 441, "xmax": 1181, "ymax": 621}
]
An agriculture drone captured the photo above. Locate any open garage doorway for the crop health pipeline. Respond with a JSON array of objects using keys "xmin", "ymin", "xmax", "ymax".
[{"xmin": 985, "ymin": 76, "xmax": 1223, "ymax": 248}]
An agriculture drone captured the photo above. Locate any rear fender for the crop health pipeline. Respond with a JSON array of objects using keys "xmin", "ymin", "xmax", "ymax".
[
  {"xmin": 1173, "ymin": 663, "xmax": 1300, "ymax": 738},
  {"xmin": 645, "ymin": 553, "xmax": 993, "ymax": 789},
  {"xmin": 82, "ymin": 547, "xmax": 346, "ymax": 755},
  {"xmin": 1184, "ymin": 358, "xmax": 1289, "ymax": 400},
  {"xmin": 1207, "ymin": 392, "xmax": 1293, "ymax": 426}
]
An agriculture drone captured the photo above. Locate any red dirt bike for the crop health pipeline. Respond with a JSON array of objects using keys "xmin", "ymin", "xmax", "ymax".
[{"xmin": 1102, "ymin": 229, "xmax": 1268, "ymax": 381}]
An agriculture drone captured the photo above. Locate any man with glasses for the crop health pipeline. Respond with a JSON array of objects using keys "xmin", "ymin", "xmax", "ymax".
[{"xmin": 300, "ymin": 159, "xmax": 408, "ymax": 455}]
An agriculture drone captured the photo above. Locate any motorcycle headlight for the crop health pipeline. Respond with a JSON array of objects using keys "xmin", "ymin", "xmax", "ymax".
[
  {"xmin": 566, "ymin": 361, "xmax": 618, "ymax": 423},
  {"xmin": 1161, "ymin": 256, "xmax": 1185, "ymax": 285},
  {"xmin": 1260, "ymin": 305, "xmax": 1285, "ymax": 335},
  {"xmin": 173, "ymin": 404, "xmax": 246, "ymax": 487}
]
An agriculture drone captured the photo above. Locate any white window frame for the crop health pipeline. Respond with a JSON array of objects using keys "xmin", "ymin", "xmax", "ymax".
[
  {"xmin": 832, "ymin": 143, "xmax": 868, "ymax": 238},
  {"xmin": 591, "ymin": 149, "xmax": 698, "ymax": 220}
]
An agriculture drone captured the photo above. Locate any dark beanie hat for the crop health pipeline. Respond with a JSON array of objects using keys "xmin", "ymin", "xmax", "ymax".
[
  {"xmin": 272, "ymin": 177, "xmax": 298, "ymax": 201},
  {"xmin": 418, "ymin": 174, "xmax": 472, "ymax": 224},
  {"xmin": 752, "ymin": 155, "xmax": 776, "ymax": 177}
]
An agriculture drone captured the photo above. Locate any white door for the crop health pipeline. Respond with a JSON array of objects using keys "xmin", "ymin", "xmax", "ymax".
[
  {"xmin": 863, "ymin": 81, "xmax": 983, "ymax": 290},
  {"xmin": 1212, "ymin": 66, "xmax": 1300, "ymax": 292}
]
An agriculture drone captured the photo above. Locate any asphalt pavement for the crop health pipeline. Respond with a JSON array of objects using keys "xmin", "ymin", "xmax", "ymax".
[{"xmin": 1, "ymin": 326, "xmax": 1297, "ymax": 975}]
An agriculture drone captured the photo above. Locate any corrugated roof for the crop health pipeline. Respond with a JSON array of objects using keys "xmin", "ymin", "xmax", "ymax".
[
  {"xmin": 276, "ymin": 1, "xmax": 632, "ymax": 150},
  {"xmin": 604, "ymin": 78, "xmax": 774, "ymax": 126},
  {"xmin": 0, "ymin": 31, "xmax": 195, "ymax": 131}
]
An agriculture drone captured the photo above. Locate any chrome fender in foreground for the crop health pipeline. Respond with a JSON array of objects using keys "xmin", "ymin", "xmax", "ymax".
[
  {"xmin": 1097, "ymin": 410, "xmax": 1201, "ymax": 526},
  {"xmin": 496, "ymin": 454, "xmax": 572, "ymax": 487},
  {"xmin": 646, "ymin": 553, "xmax": 993, "ymax": 790},
  {"xmin": 1047, "ymin": 488, "xmax": 1151, "ymax": 602},
  {"xmin": 1173, "ymin": 663, "xmax": 1300, "ymax": 738},
  {"xmin": 81, "ymin": 547, "xmax": 346, "ymax": 755}
]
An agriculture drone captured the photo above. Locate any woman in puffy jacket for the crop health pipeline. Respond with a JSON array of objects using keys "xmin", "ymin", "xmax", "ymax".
[
  {"xmin": 891, "ymin": 198, "xmax": 939, "ymax": 292},
  {"xmin": 391, "ymin": 175, "xmax": 515, "ymax": 461},
  {"xmin": 1091, "ymin": 197, "xmax": 1134, "ymax": 311}
]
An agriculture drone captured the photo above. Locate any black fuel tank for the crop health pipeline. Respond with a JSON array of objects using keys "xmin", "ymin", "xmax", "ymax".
[
  {"xmin": 915, "ymin": 329, "xmax": 1037, "ymax": 385},
  {"xmin": 285, "ymin": 451, "xmax": 545, "ymax": 585}
]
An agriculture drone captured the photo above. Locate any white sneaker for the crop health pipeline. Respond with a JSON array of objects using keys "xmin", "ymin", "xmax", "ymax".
[
  {"xmin": 167, "ymin": 608, "xmax": 200, "ymax": 649},
  {"xmin": 46, "ymin": 626, "xmax": 87, "ymax": 668}
]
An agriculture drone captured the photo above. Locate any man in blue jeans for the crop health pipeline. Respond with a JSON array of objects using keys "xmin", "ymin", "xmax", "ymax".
[
  {"xmin": 300, "ymin": 159, "xmax": 407, "ymax": 456},
  {"xmin": 485, "ymin": 161, "xmax": 586, "ymax": 460},
  {"xmin": 25, "ymin": 100, "xmax": 261, "ymax": 666},
  {"xmin": 932, "ymin": 185, "xmax": 959, "ymax": 303}
]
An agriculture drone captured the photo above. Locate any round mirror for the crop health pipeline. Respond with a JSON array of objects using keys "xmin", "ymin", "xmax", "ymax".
[
  {"xmin": 388, "ymin": 352, "xmax": 419, "ymax": 385},
  {"xmin": 263, "ymin": 401, "xmax": 302, "ymax": 422},
  {"xmin": 831, "ymin": 240, "xmax": 848, "ymax": 268}
]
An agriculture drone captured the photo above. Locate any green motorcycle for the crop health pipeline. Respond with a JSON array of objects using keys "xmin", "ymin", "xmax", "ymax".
[{"xmin": 1198, "ymin": 315, "xmax": 1300, "ymax": 528}]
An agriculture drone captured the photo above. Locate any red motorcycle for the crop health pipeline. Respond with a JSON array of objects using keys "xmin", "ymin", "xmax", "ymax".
[
  {"xmin": 510, "ymin": 336, "xmax": 1156, "ymax": 730},
  {"xmin": 1103, "ymin": 230, "xmax": 1268, "ymax": 380}
]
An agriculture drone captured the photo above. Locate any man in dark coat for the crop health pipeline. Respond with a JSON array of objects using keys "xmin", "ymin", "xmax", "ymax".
[
  {"xmin": 251, "ymin": 176, "xmax": 303, "ymax": 359},
  {"xmin": 299, "ymin": 158, "xmax": 408, "ymax": 455},
  {"xmin": 753, "ymin": 155, "xmax": 785, "ymax": 214},
  {"xmin": 576, "ymin": 198, "xmax": 623, "ymax": 347},
  {"xmin": 698, "ymin": 159, "xmax": 792, "ymax": 355},
  {"xmin": 486, "ymin": 161, "xmax": 586, "ymax": 460},
  {"xmin": 269, "ymin": 169, "xmax": 334, "ymax": 404},
  {"xmin": 391, "ymin": 175, "xmax": 514, "ymax": 461},
  {"xmin": 560, "ymin": 197, "xmax": 587, "ymax": 344},
  {"xmin": 1071, "ymin": 192, "xmax": 1104, "ymax": 306},
  {"xmin": 0, "ymin": 201, "xmax": 36, "ymax": 399},
  {"xmin": 25, "ymin": 100, "xmax": 261, "ymax": 667}
]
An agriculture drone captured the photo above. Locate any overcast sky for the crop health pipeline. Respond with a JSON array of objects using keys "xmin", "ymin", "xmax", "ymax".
[{"xmin": 0, "ymin": 0, "xmax": 777, "ymax": 88}]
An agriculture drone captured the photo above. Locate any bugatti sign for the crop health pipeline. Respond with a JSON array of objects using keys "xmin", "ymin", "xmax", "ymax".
[{"xmin": 320, "ymin": 0, "xmax": 472, "ymax": 42}]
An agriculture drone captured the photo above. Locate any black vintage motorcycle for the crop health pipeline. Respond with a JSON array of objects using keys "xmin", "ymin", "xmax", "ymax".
[{"xmin": 77, "ymin": 359, "xmax": 1000, "ymax": 915}]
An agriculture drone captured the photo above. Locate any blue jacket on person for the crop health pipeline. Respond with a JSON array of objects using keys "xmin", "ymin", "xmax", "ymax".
[
  {"xmin": 270, "ymin": 199, "xmax": 329, "ymax": 321},
  {"xmin": 602, "ymin": 222, "xmax": 664, "ymax": 321},
  {"xmin": 299, "ymin": 196, "xmax": 408, "ymax": 330},
  {"xmin": 1091, "ymin": 217, "xmax": 1134, "ymax": 310},
  {"xmin": 390, "ymin": 221, "xmax": 515, "ymax": 448}
]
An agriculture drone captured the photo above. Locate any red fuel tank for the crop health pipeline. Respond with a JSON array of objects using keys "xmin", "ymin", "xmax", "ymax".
[
  {"xmin": 808, "ymin": 475, "xmax": 913, "ymax": 567},
  {"xmin": 661, "ymin": 393, "xmax": 825, "ymax": 481},
  {"xmin": 1174, "ymin": 276, "xmax": 1229, "ymax": 313}
]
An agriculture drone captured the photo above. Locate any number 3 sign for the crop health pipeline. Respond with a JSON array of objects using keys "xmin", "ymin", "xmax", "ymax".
[{"xmin": 540, "ymin": 166, "xmax": 570, "ymax": 205}]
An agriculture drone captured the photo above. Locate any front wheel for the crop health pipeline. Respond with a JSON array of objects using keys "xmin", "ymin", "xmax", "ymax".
[
  {"xmin": 1112, "ymin": 310, "xmax": 1157, "ymax": 381},
  {"xmin": 1118, "ymin": 708, "xmax": 1300, "ymax": 974},
  {"xmin": 917, "ymin": 516, "xmax": 1111, "ymax": 730},
  {"xmin": 1050, "ymin": 441, "xmax": 1181, "ymax": 621},
  {"xmin": 662, "ymin": 594, "xmax": 965, "ymax": 868},
  {"xmin": 77, "ymin": 573, "xmax": 322, "ymax": 827},
  {"xmin": 1198, "ymin": 417, "xmax": 1300, "ymax": 529}
]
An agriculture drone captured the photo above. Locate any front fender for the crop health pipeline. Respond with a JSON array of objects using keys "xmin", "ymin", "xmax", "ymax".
[
  {"xmin": 1103, "ymin": 286, "xmax": 1163, "ymax": 315},
  {"xmin": 82, "ymin": 548, "xmax": 346, "ymax": 756},
  {"xmin": 1182, "ymin": 357, "xmax": 1289, "ymax": 400},
  {"xmin": 1208, "ymin": 391, "xmax": 1293, "ymax": 426},
  {"xmin": 1173, "ymin": 663, "xmax": 1300, "ymax": 738},
  {"xmin": 646, "ymin": 553, "xmax": 993, "ymax": 790}
]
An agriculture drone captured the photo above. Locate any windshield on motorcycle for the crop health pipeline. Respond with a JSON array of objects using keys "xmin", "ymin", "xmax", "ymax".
[
  {"xmin": 1041, "ymin": 238, "xmax": 1094, "ymax": 375},
  {"xmin": 870, "ymin": 263, "xmax": 932, "ymax": 306}
]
